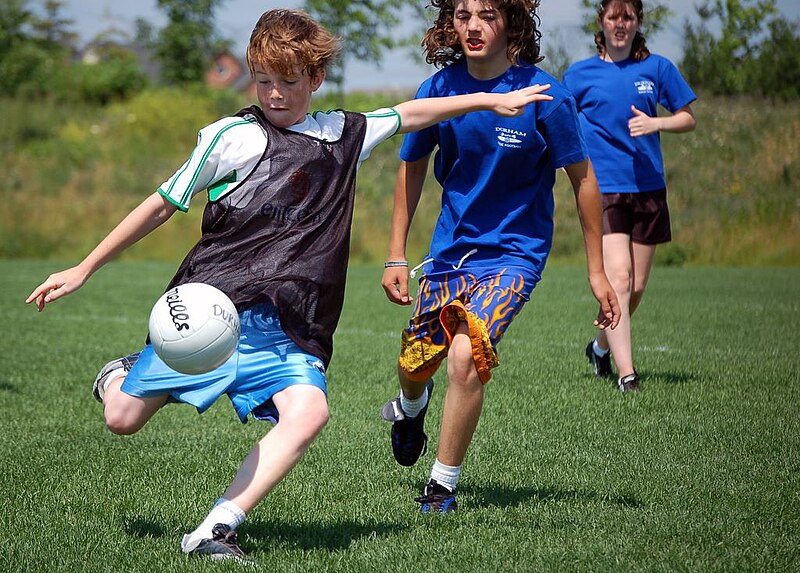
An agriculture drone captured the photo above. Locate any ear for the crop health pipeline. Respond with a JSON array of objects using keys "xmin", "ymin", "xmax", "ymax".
[{"xmin": 310, "ymin": 69, "xmax": 325, "ymax": 92}]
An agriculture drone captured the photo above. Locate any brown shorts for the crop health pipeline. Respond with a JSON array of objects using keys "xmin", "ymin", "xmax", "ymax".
[{"xmin": 602, "ymin": 188, "xmax": 671, "ymax": 244}]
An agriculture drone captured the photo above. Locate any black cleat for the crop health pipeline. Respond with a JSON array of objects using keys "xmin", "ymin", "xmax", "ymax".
[
  {"xmin": 380, "ymin": 380, "xmax": 433, "ymax": 467},
  {"xmin": 617, "ymin": 372, "xmax": 641, "ymax": 392},
  {"xmin": 585, "ymin": 340, "xmax": 613, "ymax": 378},
  {"xmin": 182, "ymin": 524, "xmax": 249, "ymax": 562},
  {"xmin": 415, "ymin": 479, "xmax": 457, "ymax": 513}
]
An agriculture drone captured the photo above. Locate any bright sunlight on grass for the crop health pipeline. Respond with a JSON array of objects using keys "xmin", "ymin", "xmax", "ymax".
[{"xmin": 1, "ymin": 261, "xmax": 798, "ymax": 572}]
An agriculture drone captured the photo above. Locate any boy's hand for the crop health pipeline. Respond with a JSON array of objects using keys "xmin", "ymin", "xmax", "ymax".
[
  {"xmin": 589, "ymin": 271, "xmax": 620, "ymax": 330},
  {"xmin": 382, "ymin": 266, "xmax": 414, "ymax": 306},
  {"xmin": 491, "ymin": 84, "xmax": 553, "ymax": 117},
  {"xmin": 25, "ymin": 266, "xmax": 89, "ymax": 312}
]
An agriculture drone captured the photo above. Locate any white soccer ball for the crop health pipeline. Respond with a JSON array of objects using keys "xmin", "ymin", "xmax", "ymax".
[{"xmin": 148, "ymin": 283, "xmax": 240, "ymax": 375}]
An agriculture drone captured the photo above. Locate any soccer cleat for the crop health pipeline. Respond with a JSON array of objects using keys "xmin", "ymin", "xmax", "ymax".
[
  {"xmin": 92, "ymin": 352, "xmax": 140, "ymax": 403},
  {"xmin": 182, "ymin": 524, "xmax": 249, "ymax": 562},
  {"xmin": 380, "ymin": 380, "xmax": 434, "ymax": 467},
  {"xmin": 585, "ymin": 340, "xmax": 613, "ymax": 378},
  {"xmin": 415, "ymin": 479, "xmax": 457, "ymax": 513},
  {"xmin": 617, "ymin": 372, "xmax": 641, "ymax": 392}
]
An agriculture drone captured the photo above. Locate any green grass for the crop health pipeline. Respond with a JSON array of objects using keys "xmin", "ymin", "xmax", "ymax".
[{"xmin": 1, "ymin": 261, "xmax": 798, "ymax": 572}]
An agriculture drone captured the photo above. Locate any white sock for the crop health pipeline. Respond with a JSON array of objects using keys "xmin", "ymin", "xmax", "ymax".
[
  {"xmin": 430, "ymin": 458, "xmax": 461, "ymax": 492},
  {"xmin": 400, "ymin": 386, "xmax": 429, "ymax": 418},
  {"xmin": 181, "ymin": 498, "xmax": 246, "ymax": 551},
  {"xmin": 592, "ymin": 339, "xmax": 609, "ymax": 356}
]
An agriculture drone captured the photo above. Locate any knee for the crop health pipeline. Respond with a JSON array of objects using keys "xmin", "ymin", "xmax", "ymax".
[
  {"xmin": 608, "ymin": 267, "xmax": 633, "ymax": 294},
  {"xmin": 307, "ymin": 402, "xmax": 330, "ymax": 436},
  {"xmin": 282, "ymin": 399, "xmax": 329, "ymax": 445},
  {"xmin": 104, "ymin": 407, "xmax": 143, "ymax": 436},
  {"xmin": 446, "ymin": 335, "xmax": 481, "ymax": 389}
]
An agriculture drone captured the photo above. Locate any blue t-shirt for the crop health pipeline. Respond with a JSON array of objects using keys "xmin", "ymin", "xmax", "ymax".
[
  {"xmin": 401, "ymin": 59, "xmax": 587, "ymax": 276},
  {"xmin": 563, "ymin": 54, "xmax": 696, "ymax": 194}
]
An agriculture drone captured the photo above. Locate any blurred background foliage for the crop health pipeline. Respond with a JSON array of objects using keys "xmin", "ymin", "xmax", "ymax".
[{"xmin": 1, "ymin": 0, "xmax": 798, "ymax": 266}]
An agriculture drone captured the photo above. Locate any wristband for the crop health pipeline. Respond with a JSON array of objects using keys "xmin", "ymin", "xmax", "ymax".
[{"xmin": 384, "ymin": 260, "xmax": 409, "ymax": 268}]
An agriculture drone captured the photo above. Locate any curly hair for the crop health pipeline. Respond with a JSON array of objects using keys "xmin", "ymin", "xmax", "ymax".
[
  {"xmin": 246, "ymin": 9, "xmax": 340, "ymax": 78},
  {"xmin": 594, "ymin": 0, "xmax": 650, "ymax": 61},
  {"xmin": 421, "ymin": 0, "xmax": 542, "ymax": 68}
]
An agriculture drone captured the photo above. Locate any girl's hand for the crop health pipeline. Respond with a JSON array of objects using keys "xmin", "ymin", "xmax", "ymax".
[
  {"xmin": 628, "ymin": 105, "xmax": 660, "ymax": 137},
  {"xmin": 492, "ymin": 84, "xmax": 553, "ymax": 116}
]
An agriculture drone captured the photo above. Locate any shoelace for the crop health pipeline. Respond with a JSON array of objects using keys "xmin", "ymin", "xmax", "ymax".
[
  {"xmin": 414, "ymin": 482, "xmax": 452, "ymax": 503},
  {"xmin": 211, "ymin": 525, "xmax": 240, "ymax": 546}
]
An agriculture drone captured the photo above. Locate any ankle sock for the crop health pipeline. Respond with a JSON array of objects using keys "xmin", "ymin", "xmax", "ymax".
[
  {"xmin": 592, "ymin": 340, "xmax": 609, "ymax": 356},
  {"xmin": 102, "ymin": 368, "xmax": 126, "ymax": 394},
  {"xmin": 400, "ymin": 386, "xmax": 429, "ymax": 418},
  {"xmin": 430, "ymin": 459, "xmax": 461, "ymax": 492},
  {"xmin": 184, "ymin": 498, "xmax": 246, "ymax": 547}
]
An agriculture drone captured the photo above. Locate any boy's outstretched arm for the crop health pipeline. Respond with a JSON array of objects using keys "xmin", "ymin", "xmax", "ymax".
[
  {"xmin": 381, "ymin": 157, "xmax": 430, "ymax": 305},
  {"xmin": 394, "ymin": 84, "xmax": 553, "ymax": 134},
  {"xmin": 564, "ymin": 159, "xmax": 620, "ymax": 330},
  {"xmin": 26, "ymin": 192, "xmax": 178, "ymax": 311}
]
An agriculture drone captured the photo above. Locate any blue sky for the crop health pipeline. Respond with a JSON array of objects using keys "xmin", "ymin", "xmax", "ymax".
[{"xmin": 58, "ymin": 0, "xmax": 800, "ymax": 90}]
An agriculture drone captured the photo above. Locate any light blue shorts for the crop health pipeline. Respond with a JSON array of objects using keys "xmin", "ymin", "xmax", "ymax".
[{"xmin": 121, "ymin": 303, "xmax": 327, "ymax": 423}]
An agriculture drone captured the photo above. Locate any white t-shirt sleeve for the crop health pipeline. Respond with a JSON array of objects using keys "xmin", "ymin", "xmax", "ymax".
[
  {"xmin": 358, "ymin": 108, "xmax": 401, "ymax": 167},
  {"xmin": 158, "ymin": 115, "xmax": 267, "ymax": 211},
  {"xmin": 306, "ymin": 108, "xmax": 399, "ymax": 168}
]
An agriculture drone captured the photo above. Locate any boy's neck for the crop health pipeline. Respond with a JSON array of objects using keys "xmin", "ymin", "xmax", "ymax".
[{"xmin": 466, "ymin": 56, "xmax": 512, "ymax": 81}]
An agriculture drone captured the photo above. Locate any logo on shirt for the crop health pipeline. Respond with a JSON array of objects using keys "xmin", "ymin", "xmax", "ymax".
[
  {"xmin": 635, "ymin": 80, "xmax": 655, "ymax": 95},
  {"xmin": 495, "ymin": 126, "xmax": 526, "ymax": 149}
]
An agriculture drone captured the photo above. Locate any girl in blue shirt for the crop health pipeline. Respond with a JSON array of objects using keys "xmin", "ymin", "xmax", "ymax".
[{"xmin": 563, "ymin": 0, "xmax": 697, "ymax": 392}]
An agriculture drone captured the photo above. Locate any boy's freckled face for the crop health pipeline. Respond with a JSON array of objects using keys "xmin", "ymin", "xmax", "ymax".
[{"xmin": 253, "ymin": 63, "xmax": 324, "ymax": 128}]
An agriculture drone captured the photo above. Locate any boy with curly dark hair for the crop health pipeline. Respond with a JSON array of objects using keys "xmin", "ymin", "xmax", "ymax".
[{"xmin": 380, "ymin": 0, "xmax": 620, "ymax": 512}]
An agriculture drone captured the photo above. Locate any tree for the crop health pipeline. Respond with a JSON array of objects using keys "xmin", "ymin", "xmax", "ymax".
[
  {"xmin": 31, "ymin": 0, "xmax": 76, "ymax": 48},
  {"xmin": 539, "ymin": 28, "xmax": 573, "ymax": 80},
  {"xmin": 303, "ymin": 0, "xmax": 422, "ymax": 95},
  {"xmin": 0, "ymin": 0, "xmax": 75, "ymax": 96},
  {"xmin": 680, "ymin": 0, "xmax": 796, "ymax": 97},
  {"xmin": 150, "ymin": 0, "xmax": 228, "ymax": 85},
  {"xmin": 757, "ymin": 17, "xmax": 800, "ymax": 100},
  {"xmin": 0, "ymin": 0, "xmax": 33, "ymax": 53}
]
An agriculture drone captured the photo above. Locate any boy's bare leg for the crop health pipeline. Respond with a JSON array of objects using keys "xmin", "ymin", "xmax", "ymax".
[
  {"xmin": 102, "ymin": 377, "xmax": 168, "ymax": 435},
  {"xmin": 437, "ymin": 323, "xmax": 483, "ymax": 467},
  {"xmin": 398, "ymin": 367, "xmax": 429, "ymax": 400},
  {"xmin": 222, "ymin": 384, "xmax": 329, "ymax": 513},
  {"xmin": 180, "ymin": 385, "xmax": 327, "ymax": 559}
]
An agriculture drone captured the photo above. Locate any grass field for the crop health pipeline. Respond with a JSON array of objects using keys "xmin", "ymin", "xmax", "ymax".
[{"xmin": 1, "ymin": 260, "xmax": 798, "ymax": 572}]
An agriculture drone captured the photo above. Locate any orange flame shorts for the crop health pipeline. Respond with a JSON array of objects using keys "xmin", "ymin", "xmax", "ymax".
[{"xmin": 399, "ymin": 266, "xmax": 536, "ymax": 384}]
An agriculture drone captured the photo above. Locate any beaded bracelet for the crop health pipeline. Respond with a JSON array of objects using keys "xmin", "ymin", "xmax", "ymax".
[{"xmin": 384, "ymin": 260, "xmax": 409, "ymax": 268}]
